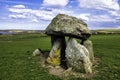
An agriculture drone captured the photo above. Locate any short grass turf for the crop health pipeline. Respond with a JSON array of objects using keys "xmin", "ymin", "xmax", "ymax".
[{"xmin": 0, "ymin": 34, "xmax": 120, "ymax": 80}]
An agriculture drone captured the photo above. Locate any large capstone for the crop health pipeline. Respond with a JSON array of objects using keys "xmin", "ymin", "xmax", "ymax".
[
  {"xmin": 66, "ymin": 38, "xmax": 92, "ymax": 73},
  {"xmin": 45, "ymin": 14, "xmax": 91, "ymax": 40}
]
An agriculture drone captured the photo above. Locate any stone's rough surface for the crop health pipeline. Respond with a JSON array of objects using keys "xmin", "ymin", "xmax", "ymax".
[
  {"xmin": 45, "ymin": 14, "xmax": 91, "ymax": 39},
  {"xmin": 44, "ymin": 14, "xmax": 94, "ymax": 74},
  {"xmin": 32, "ymin": 49, "xmax": 42, "ymax": 56},
  {"xmin": 66, "ymin": 38, "xmax": 92, "ymax": 73},
  {"xmin": 47, "ymin": 38, "xmax": 61, "ymax": 66},
  {"xmin": 83, "ymin": 40, "xmax": 94, "ymax": 63}
]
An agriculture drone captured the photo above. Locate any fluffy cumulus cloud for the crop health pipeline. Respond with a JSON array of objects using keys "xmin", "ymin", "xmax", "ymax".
[
  {"xmin": 8, "ymin": 5, "xmax": 32, "ymax": 13},
  {"xmin": 8, "ymin": 4, "xmax": 75, "ymax": 22},
  {"xmin": 78, "ymin": 0, "xmax": 120, "ymax": 10},
  {"xmin": 42, "ymin": 0, "xmax": 69, "ymax": 7},
  {"xmin": 8, "ymin": 5, "xmax": 53, "ymax": 22},
  {"xmin": 77, "ymin": 0, "xmax": 120, "ymax": 29}
]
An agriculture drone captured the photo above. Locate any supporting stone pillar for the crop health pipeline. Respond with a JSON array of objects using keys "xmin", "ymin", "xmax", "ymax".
[
  {"xmin": 47, "ymin": 36, "xmax": 67, "ymax": 67},
  {"xmin": 83, "ymin": 40, "xmax": 94, "ymax": 63},
  {"xmin": 47, "ymin": 36, "xmax": 61, "ymax": 66},
  {"xmin": 66, "ymin": 38, "xmax": 92, "ymax": 73}
]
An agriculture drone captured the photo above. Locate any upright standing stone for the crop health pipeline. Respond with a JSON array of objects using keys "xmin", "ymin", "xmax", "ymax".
[
  {"xmin": 47, "ymin": 36, "xmax": 66, "ymax": 67},
  {"xmin": 83, "ymin": 40, "xmax": 94, "ymax": 63},
  {"xmin": 47, "ymin": 37, "xmax": 61, "ymax": 66},
  {"xmin": 66, "ymin": 38, "xmax": 92, "ymax": 73}
]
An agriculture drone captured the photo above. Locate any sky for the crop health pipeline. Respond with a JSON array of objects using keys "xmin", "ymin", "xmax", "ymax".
[{"xmin": 0, "ymin": 0, "xmax": 120, "ymax": 30}]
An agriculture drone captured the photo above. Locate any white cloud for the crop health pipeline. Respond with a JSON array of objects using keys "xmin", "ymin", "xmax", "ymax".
[
  {"xmin": 74, "ymin": 13, "xmax": 90, "ymax": 21},
  {"xmin": 89, "ymin": 15, "xmax": 116, "ymax": 22},
  {"xmin": 8, "ymin": 13, "xmax": 39, "ymax": 23},
  {"xmin": 8, "ymin": 7, "xmax": 32, "ymax": 13},
  {"xmin": 8, "ymin": 5, "xmax": 74, "ymax": 22},
  {"xmin": 8, "ymin": 5, "xmax": 52, "ymax": 22},
  {"xmin": 12, "ymin": 5, "xmax": 25, "ymax": 8},
  {"xmin": 51, "ymin": 8, "xmax": 73, "ymax": 14},
  {"xmin": 9, "ymin": 14, "xmax": 26, "ymax": 18},
  {"xmin": 6, "ymin": 2, "xmax": 120, "ymax": 30},
  {"xmin": 32, "ymin": 18, "xmax": 39, "ymax": 22},
  {"xmin": 43, "ymin": 0, "xmax": 69, "ymax": 7},
  {"xmin": 78, "ymin": 0, "xmax": 120, "ymax": 10},
  {"xmin": 31, "ymin": 10, "xmax": 54, "ymax": 20},
  {"xmin": 109, "ymin": 10, "xmax": 120, "ymax": 17}
]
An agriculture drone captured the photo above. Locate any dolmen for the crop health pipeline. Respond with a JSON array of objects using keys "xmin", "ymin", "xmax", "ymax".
[{"xmin": 45, "ymin": 14, "xmax": 94, "ymax": 74}]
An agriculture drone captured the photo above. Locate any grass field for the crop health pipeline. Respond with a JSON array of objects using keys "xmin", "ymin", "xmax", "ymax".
[{"xmin": 0, "ymin": 34, "xmax": 120, "ymax": 80}]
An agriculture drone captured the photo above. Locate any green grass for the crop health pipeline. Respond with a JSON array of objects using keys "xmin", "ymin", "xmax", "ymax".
[{"xmin": 0, "ymin": 34, "xmax": 120, "ymax": 80}]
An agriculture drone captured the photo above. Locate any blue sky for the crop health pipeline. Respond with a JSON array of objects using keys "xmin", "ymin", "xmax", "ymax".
[{"xmin": 0, "ymin": 0, "xmax": 120, "ymax": 30}]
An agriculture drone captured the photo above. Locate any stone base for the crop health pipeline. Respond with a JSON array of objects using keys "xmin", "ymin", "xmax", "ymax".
[{"xmin": 33, "ymin": 49, "xmax": 96, "ymax": 79}]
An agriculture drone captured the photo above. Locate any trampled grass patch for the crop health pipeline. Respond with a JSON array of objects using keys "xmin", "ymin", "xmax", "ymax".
[{"xmin": 0, "ymin": 34, "xmax": 120, "ymax": 80}]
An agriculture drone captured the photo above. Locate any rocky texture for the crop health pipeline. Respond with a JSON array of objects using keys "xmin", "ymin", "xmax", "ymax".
[
  {"xmin": 83, "ymin": 40, "xmax": 94, "ymax": 63},
  {"xmin": 32, "ymin": 49, "xmax": 42, "ymax": 56},
  {"xmin": 47, "ymin": 37, "xmax": 62, "ymax": 66},
  {"xmin": 44, "ymin": 14, "xmax": 94, "ymax": 74},
  {"xmin": 66, "ymin": 38, "xmax": 92, "ymax": 73},
  {"xmin": 47, "ymin": 36, "xmax": 67, "ymax": 68},
  {"xmin": 45, "ymin": 14, "xmax": 91, "ymax": 40}
]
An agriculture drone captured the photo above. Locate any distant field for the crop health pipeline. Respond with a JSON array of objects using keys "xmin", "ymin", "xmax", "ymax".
[
  {"xmin": 92, "ymin": 29, "xmax": 120, "ymax": 34},
  {"xmin": 0, "ymin": 34, "xmax": 120, "ymax": 80}
]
